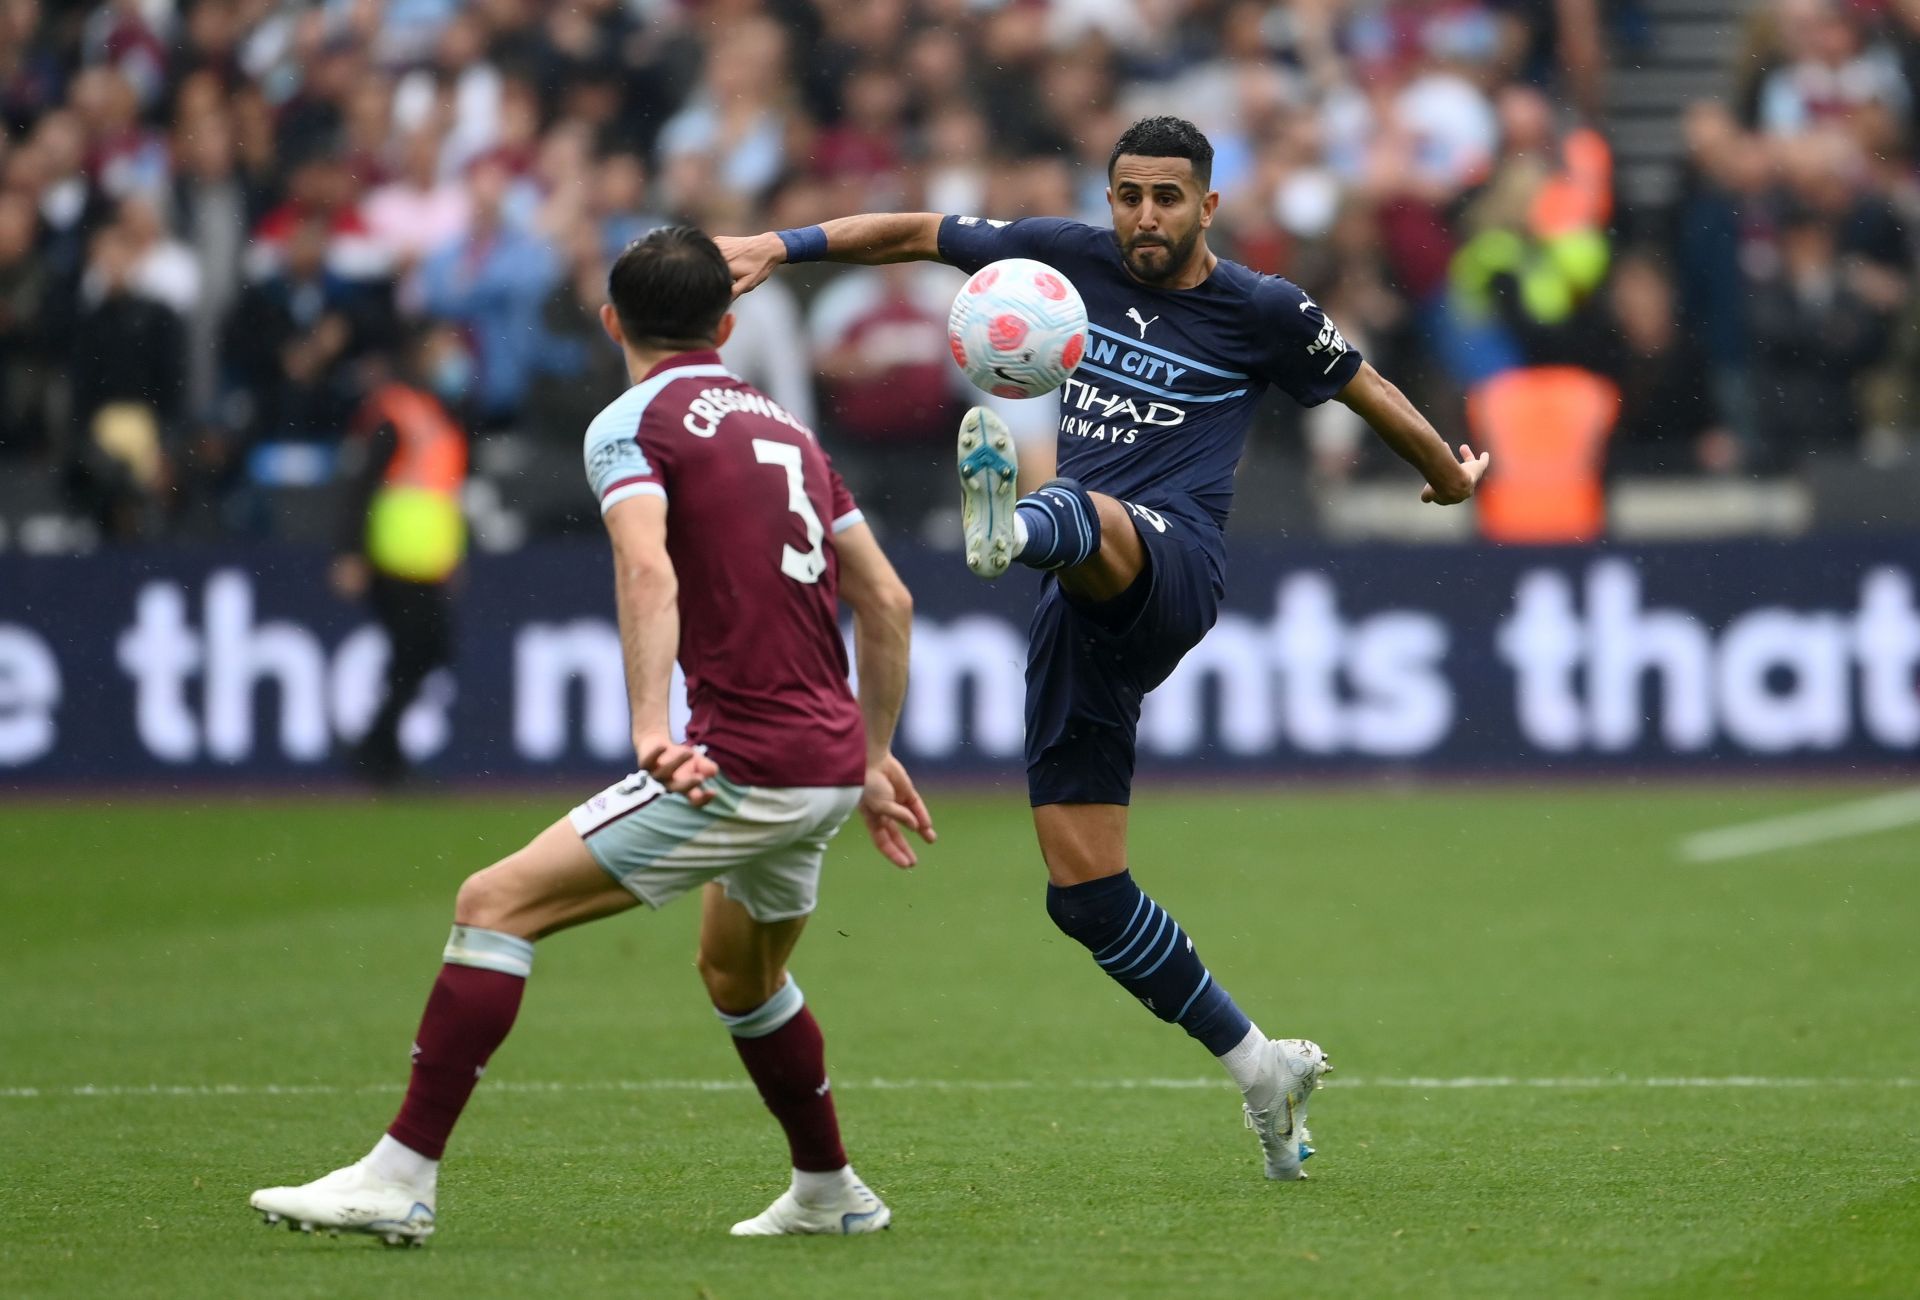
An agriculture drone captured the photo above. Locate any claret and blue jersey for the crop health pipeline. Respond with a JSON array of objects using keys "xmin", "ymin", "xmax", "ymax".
[{"xmin": 938, "ymin": 215, "xmax": 1364, "ymax": 577}]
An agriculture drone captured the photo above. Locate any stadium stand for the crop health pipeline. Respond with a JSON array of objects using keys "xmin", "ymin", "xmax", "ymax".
[{"xmin": 1, "ymin": 0, "xmax": 1916, "ymax": 550}]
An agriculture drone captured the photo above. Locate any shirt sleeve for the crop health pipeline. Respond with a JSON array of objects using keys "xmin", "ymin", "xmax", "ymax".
[
  {"xmin": 827, "ymin": 460, "xmax": 864, "ymax": 534},
  {"xmin": 1251, "ymin": 276, "xmax": 1365, "ymax": 407},
  {"xmin": 936, "ymin": 215, "xmax": 1087, "ymax": 274},
  {"xmin": 582, "ymin": 400, "xmax": 666, "ymax": 515}
]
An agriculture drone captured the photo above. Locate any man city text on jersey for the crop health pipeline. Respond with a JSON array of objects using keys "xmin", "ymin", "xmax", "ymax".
[{"xmin": 939, "ymin": 215, "xmax": 1362, "ymax": 576}]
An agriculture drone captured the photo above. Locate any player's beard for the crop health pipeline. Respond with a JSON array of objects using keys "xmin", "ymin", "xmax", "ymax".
[{"xmin": 1123, "ymin": 223, "xmax": 1202, "ymax": 284}]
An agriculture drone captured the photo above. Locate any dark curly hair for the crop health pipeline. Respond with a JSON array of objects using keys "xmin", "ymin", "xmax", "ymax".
[{"xmin": 1107, "ymin": 116, "xmax": 1214, "ymax": 189}]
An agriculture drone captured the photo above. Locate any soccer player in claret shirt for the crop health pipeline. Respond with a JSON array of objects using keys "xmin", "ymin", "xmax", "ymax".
[
  {"xmin": 721, "ymin": 117, "xmax": 1489, "ymax": 1182},
  {"xmin": 250, "ymin": 227, "xmax": 935, "ymax": 1243}
]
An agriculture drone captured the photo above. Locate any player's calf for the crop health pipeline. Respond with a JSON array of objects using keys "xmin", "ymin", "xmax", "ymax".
[
  {"xmin": 1045, "ymin": 867, "xmax": 1331, "ymax": 1178},
  {"xmin": 1010, "ymin": 477, "xmax": 1102, "ymax": 572},
  {"xmin": 247, "ymin": 921, "xmax": 531, "ymax": 1243},
  {"xmin": 714, "ymin": 978, "xmax": 891, "ymax": 1236}
]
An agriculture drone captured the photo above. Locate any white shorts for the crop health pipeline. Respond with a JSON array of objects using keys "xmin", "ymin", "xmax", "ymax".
[{"xmin": 568, "ymin": 772, "xmax": 863, "ymax": 923}]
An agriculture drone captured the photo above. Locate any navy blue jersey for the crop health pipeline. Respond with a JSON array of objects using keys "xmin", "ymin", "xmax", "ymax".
[{"xmin": 939, "ymin": 215, "xmax": 1363, "ymax": 575}]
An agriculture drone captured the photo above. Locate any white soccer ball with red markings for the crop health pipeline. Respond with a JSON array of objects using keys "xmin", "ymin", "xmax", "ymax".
[{"xmin": 947, "ymin": 257, "xmax": 1088, "ymax": 399}]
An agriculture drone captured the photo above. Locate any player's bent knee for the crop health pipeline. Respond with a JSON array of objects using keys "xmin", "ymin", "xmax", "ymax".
[
  {"xmin": 696, "ymin": 950, "xmax": 782, "ymax": 1015},
  {"xmin": 453, "ymin": 863, "xmax": 527, "ymax": 933}
]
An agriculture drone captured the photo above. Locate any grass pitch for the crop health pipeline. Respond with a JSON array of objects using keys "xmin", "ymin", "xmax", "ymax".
[{"xmin": 2, "ymin": 783, "xmax": 1917, "ymax": 1298}]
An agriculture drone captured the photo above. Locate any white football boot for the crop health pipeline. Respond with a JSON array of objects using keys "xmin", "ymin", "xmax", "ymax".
[
  {"xmin": 957, "ymin": 406, "xmax": 1019, "ymax": 579},
  {"xmin": 1243, "ymin": 1037, "xmax": 1332, "ymax": 1181},
  {"xmin": 250, "ymin": 1161, "xmax": 436, "ymax": 1246},
  {"xmin": 730, "ymin": 1178, "xmax": 891, "ymax": 1236}
]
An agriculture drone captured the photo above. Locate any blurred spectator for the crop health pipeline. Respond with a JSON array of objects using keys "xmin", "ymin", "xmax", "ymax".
[
  {"xmin": 392, "ymin": 13, "xmax": 501, "ymax": 176},
  {"xmin": 82, "ymin": 0, "xmax": 168, "ymax": 112},
  {"xmin": 0, "ymin": 189, "xmax": 52, "ymax": 455},
  {"xmin": 1758, "ymin": 0, "xmax": 1912, "ymax": 136},
  {"xmin": 364, "ymin": 126, "xmax": 470, "ymax": 269},
  {"xmin": 69, "ymin": 224, "xmax": 185, "ymax": 536},
  {"xmin": 171, "ymin": 111, "xmax": 253, "ymax": 418},
  {"xmin": 69, "ymin": 65, "xmax": 167, "ymax": 203},
  {"xmin": 417, "ymin": 156, "xmax": 558, "ymax": 429},
  {"xmin": 222, "ymin": 214, "xmax": 382, "ymax": 445},
  {"xmin": 1748, "ymin": 204, "xmax": 1894, "ymax": 467},
  {"xmin": 28, "ymin": 110, "xmax": 99, "ymax": 273},
  {"xmin": 656, "ymin": 17, "xmax": 789, "ymax": 217},
  {"xmin": 588, "ymin": 151, "xmax": 663, "ymax": 262},
  {"xmin": 807, "ymin": 262, "xmax": 961, "ymax": 531},
  {"xmin": 812, "ymin": 63, "xmax": 908, "ymax": 209},
  {"xmin": 1598, "ymin": 253, "xmax": 1732, "ymax": 476},
  {"xmin": 1442, "ymin": 93, "xmax": 1612, "ymax": 382},
  {"xmin": 1492, "ymin": 0, "xmax": 1609, "ymax": 120},
  {"xmin": 922, "ymin": 105, "xmax": 993, "ymax": 219},
  {"xmin": 525, "ymin": 224, "xmax": 627, "ymax": 447},
  {"xmin": 370, "ymin": 0, "xmax": 462, "ymax": 69},
  {"xmin": 117, "ymin": 192, "xmax": 199, "ymax": 317},
  {"xmin": 1, "ymin": 0, "xmax": 65, "ymax": 132},
  {"xmin": 1674, "ymin": 102, "xmax": 1771, "ymax": 458},
  {"xmin": 249, "ymin": 153, "xmax": 388, "ymax": 282}
]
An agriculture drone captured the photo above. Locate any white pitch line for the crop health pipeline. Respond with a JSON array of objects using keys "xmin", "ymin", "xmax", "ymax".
[
  {"xmin": 1, "ymin": 1076, "xmax": 1915, "ymax": 1100},
  {"xmin": 1678, "ymin": 786, "xmax": 1920, "ymax": 862}
]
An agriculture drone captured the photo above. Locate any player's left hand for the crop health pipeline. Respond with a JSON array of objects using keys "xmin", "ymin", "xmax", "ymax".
[
  {"xmin": 1421, "ymin": 442, "xmax": 1491, "ymax": 505},
  {"xmin": 635, "ymin": 731, "xmax": 720, "ymax": 807},
  {"xmin": 713, "ymin": 232, "xmax": 783, "ymax": 298},
  {"xmin": 860, "ymin": 753, "xmax": 936, "ymax": 869}
]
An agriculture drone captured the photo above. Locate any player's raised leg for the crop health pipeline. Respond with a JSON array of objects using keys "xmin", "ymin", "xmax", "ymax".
[
  {"xmin": 696, "ymin": 884, "xmax": 889, "ymax": 1236},
  {"xmin": 959, "ymin": 408, "xmax": 1145, "ymax": 596},
  {"xmin": 249, "ymin": 818, "xmax": 636, "ymax": 1244},
  {"xmin": 1034, "ymin": 803, "xmax": 1329, "ymax": 1179}
]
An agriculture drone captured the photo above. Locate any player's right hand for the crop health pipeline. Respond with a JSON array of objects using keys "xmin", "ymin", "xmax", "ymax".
[
  {"xmin": 713, "ymin": 232, "xmax": 783, "ymax": 298},
  {"xmin": 860, "ymin": 753, "xmax": 936, "ymax": 869},
  {"xmin": 635, "ymin": 731, "xmax": 720, "ymax": 807},
  {"xmin": 1421, "ymin": 442, "xmax": 1491, "ymax": 505}
]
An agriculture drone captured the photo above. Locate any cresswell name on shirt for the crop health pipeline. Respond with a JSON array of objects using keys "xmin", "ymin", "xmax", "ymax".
[{"xmin": 681, "ymin": 386, "xmax": 812, "ymax": 439}]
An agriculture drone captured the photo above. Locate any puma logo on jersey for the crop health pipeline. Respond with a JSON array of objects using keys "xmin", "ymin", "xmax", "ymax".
[{"xmin": 1125, "ymin": 308, "xmax": 1159, "ymax": 338}]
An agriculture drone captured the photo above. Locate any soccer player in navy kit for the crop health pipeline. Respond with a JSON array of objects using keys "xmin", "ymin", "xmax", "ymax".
[
  {"xmin": 721, "ymin": 118, "xmax": 1488, "ymax": 1181},
  {"xmin": 251, "ymin": 228, "xmax": 934, "ymax": 1242}
]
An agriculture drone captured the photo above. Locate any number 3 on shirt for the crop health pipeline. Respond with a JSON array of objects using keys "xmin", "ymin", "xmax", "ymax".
[{"xmin": 752, "ymin": 438, "xmax": 827, "ymax": 584}]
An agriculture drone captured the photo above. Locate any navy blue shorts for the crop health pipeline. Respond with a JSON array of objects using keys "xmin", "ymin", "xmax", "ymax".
[{"xmin": 1025, "ymin": 501, "xmax": 1222, "ymax": 807}]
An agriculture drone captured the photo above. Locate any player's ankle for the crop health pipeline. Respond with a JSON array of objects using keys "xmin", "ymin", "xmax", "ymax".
[
  {"xmin": 791, "ymin": 1164, "xmax": 859, "ymax": 1205},
  {"xmin": 364, "ymin": 1133, "xmax": 439, "ymax": 1192},
  {"xmin": 1217, "ymin": 1023, "xmax": 1271, "ymax": 1096}
]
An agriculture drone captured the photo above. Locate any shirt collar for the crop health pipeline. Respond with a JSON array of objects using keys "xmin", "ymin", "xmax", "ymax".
[{"xmin": 641, "ymin": 348, "xmax": 725, "ymax": 380}]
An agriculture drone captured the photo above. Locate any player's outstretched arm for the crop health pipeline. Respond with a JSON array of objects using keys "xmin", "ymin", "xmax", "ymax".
[
  {"xmin": 1336, "ymin": 361, "xmax": 1490, "ymax": 505},
  {"xmin": 835, "ymin": 521, "xmax": 936, "ymax": 869},
  {"xmin": 603, "ymin": 494, "xmax": 717, "ymax": 805},
  {"xmin": 715, "ymin": 214, "xmax": 945, "ymax": 298}
]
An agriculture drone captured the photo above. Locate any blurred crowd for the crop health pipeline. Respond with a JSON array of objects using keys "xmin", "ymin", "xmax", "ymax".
[{"xmin": 0, "ymin": 0, "xmax": 1917, "ymax": 546}]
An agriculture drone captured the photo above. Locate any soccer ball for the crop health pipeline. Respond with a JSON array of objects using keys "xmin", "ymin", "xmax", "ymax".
[{"xmin": 947, "ymin": 258, "xmax": 1088, "ymax": 399}]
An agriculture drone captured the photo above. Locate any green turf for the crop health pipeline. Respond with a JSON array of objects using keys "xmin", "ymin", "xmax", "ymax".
[{"xmin": 2, "ymin": 784, "xmax": 1917, "ymax": 1298}]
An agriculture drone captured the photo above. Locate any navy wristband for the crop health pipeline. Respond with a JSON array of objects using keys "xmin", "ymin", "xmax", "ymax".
[{"xmin": 775, "ymin": 225, "xmax": 829, "ymax": 263}]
